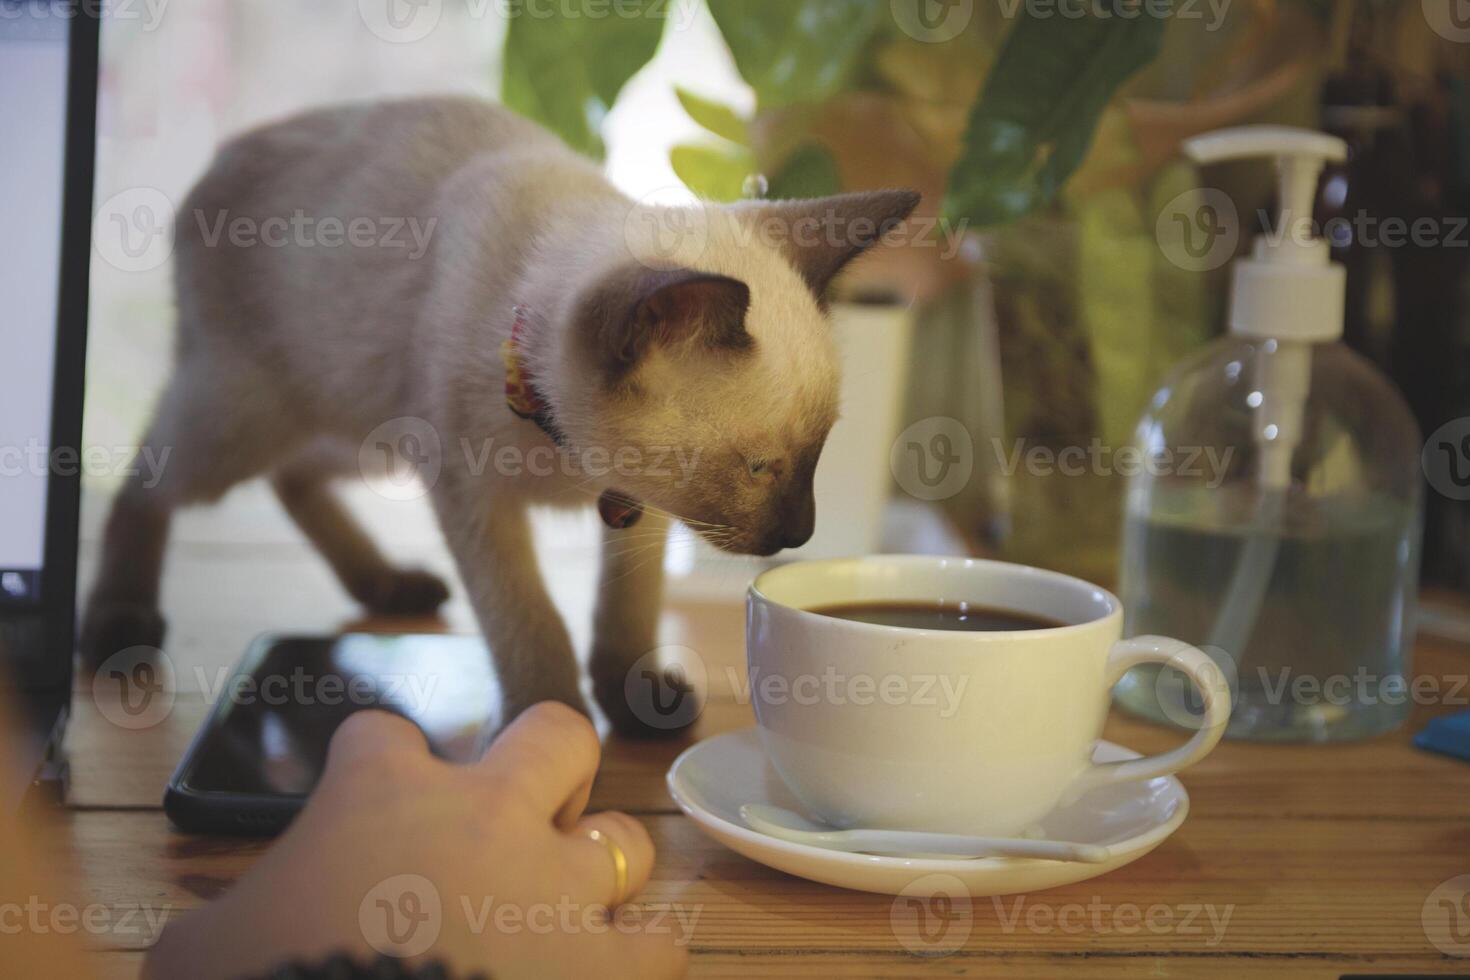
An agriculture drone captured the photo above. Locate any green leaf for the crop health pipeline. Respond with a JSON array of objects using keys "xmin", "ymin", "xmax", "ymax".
[
  {"xmin": 943, "ymin": 7, "xmax": 1167, "ymax": 228},
  {"xmin": 670, "ymin": 143, "xmax": 755, "ymax": 202},
  {"xmin": 501, "ymin": 0, "xmax": 666, "ymax": 159},
  {"xmin": 675, "ymin": 87, "xmax": 749, "ymax": 144},
  {"xmin": 707, "ymin": 0, "xmax": 883, "ymax": 109},
  {"xmin": 767, "ymin": 143, "xmax": 841, "ymax": 200}
]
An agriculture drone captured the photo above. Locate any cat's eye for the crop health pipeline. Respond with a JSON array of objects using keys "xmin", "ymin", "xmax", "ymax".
[{"xmin": 746, "ymin": 458, "xmax": 770, "ymax": 478}]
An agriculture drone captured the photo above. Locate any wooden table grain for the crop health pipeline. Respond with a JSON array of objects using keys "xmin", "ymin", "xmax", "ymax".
[{"xmin": 48, "ymin": 524, "xmax": 1470, "ymax": 977}]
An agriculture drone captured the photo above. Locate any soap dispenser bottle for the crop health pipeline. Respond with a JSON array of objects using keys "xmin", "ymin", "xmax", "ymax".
[{"xmin": 1114, "ymin": 126, "xmax": 1425, "ymax": 742}]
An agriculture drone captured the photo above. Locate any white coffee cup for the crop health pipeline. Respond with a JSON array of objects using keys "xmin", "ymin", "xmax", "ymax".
[{"xmin": 746, "ymin": 555, "xmax": 1230, "ymax": 836}]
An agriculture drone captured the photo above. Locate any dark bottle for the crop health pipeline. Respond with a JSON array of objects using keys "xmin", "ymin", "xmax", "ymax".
[{"xmin": 1319, "ymin": 69, "xmax": 1470, "ymax": 591}]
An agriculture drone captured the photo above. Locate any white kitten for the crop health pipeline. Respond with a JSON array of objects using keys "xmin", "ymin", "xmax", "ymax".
[{"xmin": 82, "ymin": 96, "xmax": 919, "ymax": 733}]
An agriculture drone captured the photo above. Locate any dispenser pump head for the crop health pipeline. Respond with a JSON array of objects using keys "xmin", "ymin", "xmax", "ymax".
[{"xmin": 1183, "ymin": 125, "xmax": 1349, "ymax": 342}]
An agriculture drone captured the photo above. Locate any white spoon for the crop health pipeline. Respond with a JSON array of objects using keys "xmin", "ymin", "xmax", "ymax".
[{"xmin": 739, "ymin": 804, "xmax": 1111, "ymax": 863}]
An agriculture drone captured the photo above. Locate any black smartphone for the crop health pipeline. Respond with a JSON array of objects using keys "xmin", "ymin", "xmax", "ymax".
[{"xmin": 164, "ymin": 633, "xmax": 501, "ymax": 835}]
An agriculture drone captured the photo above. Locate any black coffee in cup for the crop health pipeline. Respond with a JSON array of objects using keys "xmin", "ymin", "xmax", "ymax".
[{"xmin": 807, "ymin": 600, "xmax": 1063, "ymax": 632}]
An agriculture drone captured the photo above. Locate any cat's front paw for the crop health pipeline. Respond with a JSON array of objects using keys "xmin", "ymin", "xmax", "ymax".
[
  {"xmin": 358, "ymin": 568, "xmax": 450, "ymax": 617},
  {"xmin": 79, "ymin": 599, "xmax": 167, "ymax": 671},
  {"xmin": 593, "ymin": 659, "xmax": 702, "ymax": 739}
]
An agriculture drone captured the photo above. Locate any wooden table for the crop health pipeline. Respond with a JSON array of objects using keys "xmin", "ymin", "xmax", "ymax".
[{"xmin": 47, "ymin": 502, "xmax": 1470, "ymax": 977}]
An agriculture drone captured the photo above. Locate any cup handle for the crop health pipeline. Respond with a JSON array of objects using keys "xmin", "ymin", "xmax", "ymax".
[{"xmin": 1069, "ymin": 635, "xmax": 1231, "ymax": 798}]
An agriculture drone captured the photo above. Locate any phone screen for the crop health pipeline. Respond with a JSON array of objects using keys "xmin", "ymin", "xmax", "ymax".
[{"xmin": 175, "ymin": 634, "xmax": 501, "ymax": 798}]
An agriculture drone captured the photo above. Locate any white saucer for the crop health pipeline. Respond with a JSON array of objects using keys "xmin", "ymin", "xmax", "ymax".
[{"xmin": 666, "ymin": 728, "xmax": 1189, "ymax": 897}]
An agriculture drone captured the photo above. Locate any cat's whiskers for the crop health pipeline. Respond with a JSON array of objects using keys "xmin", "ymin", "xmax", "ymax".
[
  {"xmin": 599, "ymin": 534, "xmax": 680, "ymax": 556},
  {"xmin": 600, "ymin": 542, "xmax": 670, "ymax": 586},
  {"xmin": 599, "ymin": 524, "xmax": 743, "ymax": 564},
  {"xmin": 546, "ymin": 478, "xmax": 741, "ymax": 542}
]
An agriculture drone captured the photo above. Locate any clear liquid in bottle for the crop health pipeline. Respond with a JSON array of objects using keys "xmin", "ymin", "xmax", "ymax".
[{"xmin": 1113, "ymin": 484, "xmax": 1421, "ymax": 742}]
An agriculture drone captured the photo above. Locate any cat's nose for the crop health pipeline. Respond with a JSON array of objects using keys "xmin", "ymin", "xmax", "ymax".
[
  {"xmin": 779, "ymin": 493, "xmax": 815, "ymax": 549},
  {"xmin": 780, "ymin": 525, "xmax": 813, "ymax": 550}
]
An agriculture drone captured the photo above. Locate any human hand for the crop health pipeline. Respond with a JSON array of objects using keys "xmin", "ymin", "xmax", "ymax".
[{"xmin": 145, "ymin": 703, "xmax": 687, "ymax": 979}]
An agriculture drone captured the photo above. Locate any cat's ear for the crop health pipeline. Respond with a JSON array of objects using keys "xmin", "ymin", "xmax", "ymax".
[
  {"xmin": 581, "ymin": 266, "xmax": 752, "ymax": 382},
  {"xmin": 744, "ymin": 189, "xmax": 921, "ymax": 300}
]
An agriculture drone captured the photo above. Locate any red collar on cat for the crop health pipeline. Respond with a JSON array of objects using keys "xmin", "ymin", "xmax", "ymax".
[
  {"xmin": 502, "ymin": 305, "xmax": 565, "ymax": 446},
  {"xmin": 501, "ymin": 306, "xmax": 644, "ymax": 530}
]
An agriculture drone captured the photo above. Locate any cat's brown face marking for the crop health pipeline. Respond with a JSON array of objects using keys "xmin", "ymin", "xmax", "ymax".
[
  {"xmin": 731, "ymin": 436, "xmax": 828, "ymax": 554},
  {"xmin": 678, "ymin": 421, "xmax": 834, "ymax": 555},
  {"xmin": 593, "ymin": 373, "xmax": 838, "ymax": 555},
  {"xmin": 563, "ymin": 187, "xmax": 919, "ymax": 555}
]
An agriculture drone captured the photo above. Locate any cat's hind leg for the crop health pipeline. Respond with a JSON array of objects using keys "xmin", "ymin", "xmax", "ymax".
[
  {"xmin": 270, "ymin": 449, "xmax": 449, "ymax": 616},
  {"xmin": 79, "ymin": 366, "xmax": 306, "ymax": 668}
]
